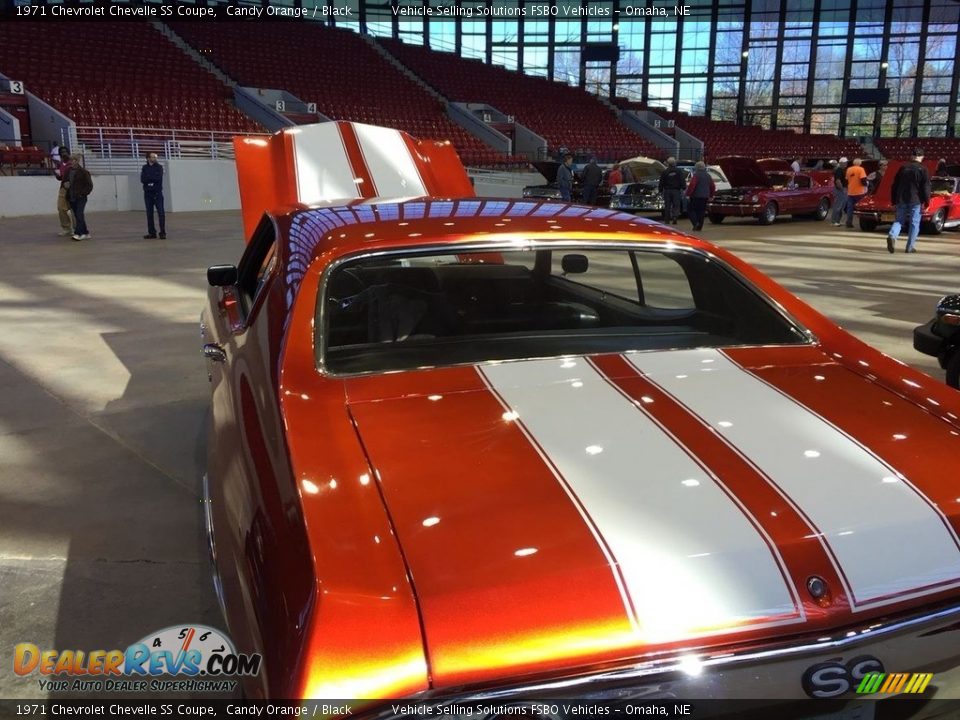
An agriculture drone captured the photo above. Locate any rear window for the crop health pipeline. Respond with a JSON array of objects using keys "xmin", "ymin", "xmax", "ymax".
[{"xmin": 319, "ymin": 246, "xmax": 808, "ymax": 374}]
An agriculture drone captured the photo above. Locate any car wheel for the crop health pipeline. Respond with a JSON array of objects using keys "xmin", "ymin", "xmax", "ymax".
[
  {"xmin": 859, "ymin": 217, "xmax": 878, "ymax": 232},
  {"xmin": 708, "ymin": 213, "xmax": 725, "ymax": 224},
  {"xmin": 758, "ymin": 202, "xmax": 777, "ymax": 225},
  {"xmin": 814, "ymin": 197, "xmax": 830, "ymax": 221},
  {"xmin": 925, "ymin": 209, "xmax": 946, "ymax": 235},
  {"xmin": 947, "ymin": 351, "xmax": 960, "ymax": 390}
]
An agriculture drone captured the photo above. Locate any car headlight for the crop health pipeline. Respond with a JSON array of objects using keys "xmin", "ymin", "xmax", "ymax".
[{"xmin": 752, "ymin": 195, "xmax": 760, "ymax": 202}]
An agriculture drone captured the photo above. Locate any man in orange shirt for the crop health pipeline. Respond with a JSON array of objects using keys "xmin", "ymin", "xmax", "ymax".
[{"xmin": 844, "ymin": 158, "xmax": 868, "ymax": 229}]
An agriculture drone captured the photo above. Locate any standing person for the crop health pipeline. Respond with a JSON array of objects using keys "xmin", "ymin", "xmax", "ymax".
[
  {"xmin": 607, "ymin": 163, "xmax": 623, "ymax": 188},
  {"xmin": 580, "ymin": 157, "xmax": 603, "ymax": 205},
  {"xmin": 866, "ymin": 159, "xmax": 888, "ymax": 194},
  {"xmin": 684, "ymin": 161, "xmax": 716, "ymax": 231},
  {"xmin": 557, "ymin": 153, "xmax": 574, "ymax": 202},
  {"xmin": 141, "ymin": 152, "xmax": 166, "ymax": 239},
  {"xmin": 830, "ymin": 157, "xmax": 849, "ymax": 226},
  {"xmin": 55, "ymin": 149, "xmax": 73, "ymax": 237},
  {"xmin": 791, "ymin": 157, "xmax": 801, "ymax": 173},
  {"xmin": 658, "ymin": 157, "xmax": 685, "ymax": 225},
  {"xmin": 66, "ymin": 155, "xmax": 93, "ymax": 241},
  {"xmin": 886, "ymin": 149, "xmax": 931, "ymax": 254},
  {"xmin": 844, "ymin": 158, "xmax": 868, "ymax": 228},
  {"xmin": 936, "ymin": 158, "xmax": 948, "ymax": 176}
]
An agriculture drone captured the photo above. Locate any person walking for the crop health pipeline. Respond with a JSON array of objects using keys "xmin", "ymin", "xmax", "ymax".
[
  {"xmin": 791, "ymin": 157, "xmax": 801, "ymax": 173},
  {"xmin": 830, "ymin": 157, "xmax": 849, "ymax": 226},
  {"xmin": 66, "ymin": 155, "xmax": 93, "ymax": 241},
  {"xmin": 844, "ymin": 158, "xmax": 868, "ymax": 228},
  {"xmin": 658, "ymin": 157, "xmax": 685, "ymax": 224},
  {"xmin": 886, "ymin": 149, "xmax": 931, "ymax": 254},
  {"xmin": 684, "ymin": 161, "xmax": 716, "ymax": 231},
  {"xmin": 55, "ymin": 149, "xmax": 73, "ymax": 237},
  {"xmin": 557, "ymin": 153, "xmax": 574, "ymax": 202},
  {"xmin": 141, "ymin": 152, "xmax": 166, "ymax": 239},
  {"xmin": 580, "ymin": 157, "xmax": 603, "ymax": 205}
]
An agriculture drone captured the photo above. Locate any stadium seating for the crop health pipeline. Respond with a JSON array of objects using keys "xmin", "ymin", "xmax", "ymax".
[
  {"xmin": 613, "ymin": 100, "xmax": 863, "ymax": 161},
  {"xmin": 875, "ymin": 138, "xmax": 960, "ymax": 164},
  {"xmin": 0, "ymin": 22, "xmax": 260, "ymax": 133},
  {"xmin": 168, "ymin": 22, "xmax": 523, "ymax": 168},
  {"xmin": 378, "ymin": 39, "xmax": 662, "ymax": 163}
]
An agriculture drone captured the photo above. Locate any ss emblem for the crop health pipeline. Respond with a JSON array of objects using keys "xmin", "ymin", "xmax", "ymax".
[{"xmin": 801, "ymin": 655, "xmax": 885, "ymax": 698}]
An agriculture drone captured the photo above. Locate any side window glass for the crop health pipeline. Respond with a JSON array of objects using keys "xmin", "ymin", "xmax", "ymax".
[
  {"xmin": 633, "ymin": 253, "xmax": 695, "ymax": 309},
  {"xmin": 550, "ymin": 250, "xmax": 639, "ymax": 303},
  {"xmin": 237, "ymin": 223, "xmax": 278, "ymax": 313}
]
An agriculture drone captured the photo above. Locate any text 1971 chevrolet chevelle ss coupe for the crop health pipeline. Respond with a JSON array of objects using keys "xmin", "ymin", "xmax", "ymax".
[
  {"xmin": 707, "ymin": 156, "xmax": 834, "ymax": 226},
  {"xmin": 202, "ymin": 122, "xmax": 960, "ymax": 712}
]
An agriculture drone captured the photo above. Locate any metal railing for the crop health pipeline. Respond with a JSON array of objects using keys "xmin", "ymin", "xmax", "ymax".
[{"xmin": 64, "ymin": 126, "xmax": 269, "ymax": 173}]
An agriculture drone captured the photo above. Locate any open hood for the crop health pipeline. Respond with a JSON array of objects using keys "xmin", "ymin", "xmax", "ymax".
[
  {"xmin": 531, "ymin": 160, "xmax": 560, "ymax": 184},
  {"xmin": 756, "ymin": 158, "xmax": 793, "ymax": 172},
  {"xmin": 620, "ymin": 156, "xmax": 666, "ymax": 180},
  {"xmin": 717, "ymin": 156, "xmax": 771, "ymax": 188},
  {"xmin": 874, "ymin": 159, "xmax": 939, "ymax": 203}
]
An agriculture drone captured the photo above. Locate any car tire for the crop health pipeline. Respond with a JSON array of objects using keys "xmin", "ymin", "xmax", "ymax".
[
  {"xmin": 947, "ymin": 351, "xmax": 960, "ymax": 390},
  {"xmin": 924, "ymin": 209, "xmax": 946, "ymax": 235},
  {"xmin": 859, "ymin": 217, "xmax": 878, "ymax": 232},
  {"xmin": 708, "ymin": 213, "xmax": 725, "ymax": 224},
  {"xmin": 814, "ymin": 197, "xmax": 830, "ymax": 221},
  {"xmin": 758, "ymin": 202, "xmax": 778, "ymax": 225}
]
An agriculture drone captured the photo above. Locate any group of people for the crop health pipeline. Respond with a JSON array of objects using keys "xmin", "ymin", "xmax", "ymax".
[
  {"xmin": 52, "ymin": 146, "xmax": 93, "ymax": 241},
  {"xmin": 655, "ymin": 157, "xmax": 717, "ymax": 231},
  {"xmin": 830, "ymin": 150, "xmax": 932, "ymax": 254},
  {"xmin": 50, "ymin": 145, "xmax": 167, "ymax": 241}
]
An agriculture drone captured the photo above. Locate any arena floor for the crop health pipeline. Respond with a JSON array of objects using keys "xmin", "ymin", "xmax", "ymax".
[{"xmin": 0, "ymin": 208, "xmax": 957, "ymax": 699}]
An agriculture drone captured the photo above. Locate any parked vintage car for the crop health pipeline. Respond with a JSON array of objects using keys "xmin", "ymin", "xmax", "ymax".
[
  {"xmin": 854, "ymin": 160, "xmax": 960, "ymax": 234},
  {"xmin": 521, "ymin": 160, "xmax": 612, "ymax": 206},
  {"xmin": 609, "ymin": 161, "xmax": 731, "ymax": 215},
  {"xmin": 707, "ymin": 156, "xmax": 834, "ymax": 225},
  {"xmin": 914, "ymin": 293, "xmax": 960, "ymax": 389},
  {"xmin": 203, "ymin": 122, "xmax": 960, "ymax": 708}
]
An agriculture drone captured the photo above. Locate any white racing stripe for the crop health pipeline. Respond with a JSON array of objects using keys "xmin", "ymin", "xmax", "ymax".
[
  {"xmin": 353, "ymin": 123, "xmax": 428, "ymax": 198},
  {"xmin": 290, "ymin": 124, "xmax": 363, "ymax": 204},
  {"xmin": 625, "ymin": 348, "xmax": 960, "ymax": 610},
  {"xmin": 480, "ymin": 358, "xmax": 800, "ymax": 643}
]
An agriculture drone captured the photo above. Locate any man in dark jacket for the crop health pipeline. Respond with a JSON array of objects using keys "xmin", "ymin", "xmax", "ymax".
[
  {"xmin": 557, "ymin": 154, "xmax": 574, "ymax": 202},
  {"xmin": 66, "ymin": 155, "xmax": 93, "ymax": 241},
  {"xmin": 684, "ymin": 162, "xmax": 716, "ymax": 231},
  {"xmin": 141, "ymin": 153, "xmax": 166, "ymax": 239},
  {"xmin": 886, "ymin": 149, "xmax": 931, "ymax": 254},
  {"xmin": 580, "ymin": 157, "xmax": 603, "ymax": 205},
  {"xmin": 830, "ymin": 157, "xmax": 849, "ymax": 225},
  {"xmin": 658, "ymin": 157, "xmax": 685, "ymax": 224}
]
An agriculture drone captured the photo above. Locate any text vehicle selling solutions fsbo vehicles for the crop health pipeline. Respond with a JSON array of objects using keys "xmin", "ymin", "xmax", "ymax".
[{"xmin": 200, "ymin": 122, "xmax": 960, "ymax": 716}]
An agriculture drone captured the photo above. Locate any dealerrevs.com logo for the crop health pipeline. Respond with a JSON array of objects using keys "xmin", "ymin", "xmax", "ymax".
[{"xmin": 13, "ymin": 625, "xmax": 261, "ymax": 693}]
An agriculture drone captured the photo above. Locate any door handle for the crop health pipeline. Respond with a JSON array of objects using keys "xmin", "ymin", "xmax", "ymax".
[{"xmin": 203, "ymin": 343, "xmax": 226, "ymax": 363}]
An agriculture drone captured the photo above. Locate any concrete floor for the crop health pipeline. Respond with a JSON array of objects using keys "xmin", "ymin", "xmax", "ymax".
[{"xmin": 0, "ymin": 208, "xmax": 957, "ymax": 699}]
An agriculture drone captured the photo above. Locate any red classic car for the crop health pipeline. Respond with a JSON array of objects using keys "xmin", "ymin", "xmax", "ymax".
[
  {"xmin": 854, "ymin": 159, "xmax": 960, "ymax": 234},
  {"xmin": 708, "ymin": 156, "xmax": 834, "ymax": 225},
  {"xmin": 202, "ymin": 122, "xmax": 960, "ymax": 709}
]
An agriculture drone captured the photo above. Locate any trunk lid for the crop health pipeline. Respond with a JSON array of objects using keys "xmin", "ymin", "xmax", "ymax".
[{"xmin": 344, "ymin": 348, "xmax": 960, "ymax": 688}]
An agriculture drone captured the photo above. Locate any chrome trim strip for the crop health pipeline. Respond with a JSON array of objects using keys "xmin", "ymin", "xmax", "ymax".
[
  {"xmin": 311, "ymin": 240, "xmax": 818, "ymax": 378},
  {"xmin": 415, "ymin": 601, "xmax": 960, "ymax": 702}
]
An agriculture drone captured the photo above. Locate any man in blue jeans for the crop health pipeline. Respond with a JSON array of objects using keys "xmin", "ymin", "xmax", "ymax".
[
  {"xmin": 141, "ymin": 153, "xmax": 166, "ymax": 239},
  {"xmin": 886, "ymin": 149, "xmax": 931, "ymax": 254},
  {"xmin": 830, "ymin": 157, "xmax": 849, "ymax": 226}
]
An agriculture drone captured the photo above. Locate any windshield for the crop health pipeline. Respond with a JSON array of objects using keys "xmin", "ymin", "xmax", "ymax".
[
  {"xmin": 320, "ymin": 246, "xmax": 809, "ymax": 374},
  {"xmin": 932, "ymin": 178, "xmax": 956, "ymax": 193}
]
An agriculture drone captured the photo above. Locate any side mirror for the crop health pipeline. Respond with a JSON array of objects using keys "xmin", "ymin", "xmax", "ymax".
[
  {"xmin": 561, "ymin": 254, "xmax": 589, "ymax": 274},
  {"xmin": 208, "ymin": 265, "xmax": 238, "ymax": 287}
]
